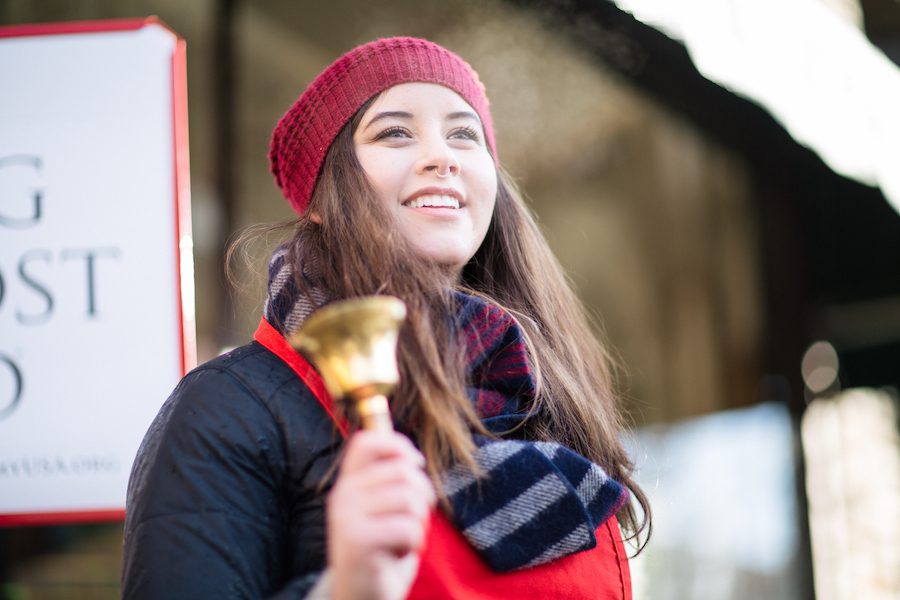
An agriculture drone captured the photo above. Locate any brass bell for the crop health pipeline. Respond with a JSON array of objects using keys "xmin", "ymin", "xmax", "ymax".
[{"xmin": 289, "ymin": 296, "xmax": 406, "ymax": 431}]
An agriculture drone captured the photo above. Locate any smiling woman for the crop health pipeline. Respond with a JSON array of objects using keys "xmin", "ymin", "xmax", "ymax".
[
  {"xmin": 122, "ymin": 37, "xmax": 649, "ymax": 599},
  {"xmin": 354, "ymin": 83, "xmax": 498, "ymax": 272}
]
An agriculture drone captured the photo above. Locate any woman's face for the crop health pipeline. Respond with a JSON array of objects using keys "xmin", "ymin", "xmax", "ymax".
[{"xmin": 353, "ymin": 83, "xmax": 498, "ymax": 273}]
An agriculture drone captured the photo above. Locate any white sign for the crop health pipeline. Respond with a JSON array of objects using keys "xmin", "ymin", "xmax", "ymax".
[{"xmin": 0, "ymin": 18, "xmax": 195, "ymax": 524}]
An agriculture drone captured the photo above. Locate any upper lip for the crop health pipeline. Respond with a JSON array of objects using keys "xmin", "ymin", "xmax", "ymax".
[{"xmin": 403, "ymin": 187, "xmax": 465, "ymax": 207}]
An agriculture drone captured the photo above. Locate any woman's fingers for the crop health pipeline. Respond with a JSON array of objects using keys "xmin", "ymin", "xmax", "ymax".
[
  {"xmin": 348, "ymin": 484, "xmax": 433, "ymax": 520},
  {"xmin": 340, "ymin": 430, "xmax": 425, "ymax": 474},
  {"xmin": 328, "ymin": 429, "xmax": 436, "ymax": 529},
  {"xmin": 333, "ymin": 430, "xmax": 435, "ymax": 517},
  {"xmin": 378, "ymin": 515, "xmax": 429, "ymax": 555},
  {"xmin": 329, "ymin": 506, "xmax": 429, "ymax": 557},
  {"xmin": 338, "ymin": 458, "xmax": 434, "ymax": 498},
  {"xmin": 326, "ymin": 431, "xmax": 435, "ymax": 600}
]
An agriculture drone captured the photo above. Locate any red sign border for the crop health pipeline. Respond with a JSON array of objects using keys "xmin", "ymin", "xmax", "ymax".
[{"xmin": 0, "ymin": 16, "xmax": 196, "ymax": 527}]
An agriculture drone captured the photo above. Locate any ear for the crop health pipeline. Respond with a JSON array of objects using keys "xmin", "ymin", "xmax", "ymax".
[{"xmin": 308, "ymin": 211, "xmax": 322, "ymax": 224}]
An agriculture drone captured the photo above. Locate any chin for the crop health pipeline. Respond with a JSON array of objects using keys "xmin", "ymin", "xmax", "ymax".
[{"xmin": 415, "ymin": 246, "xmax": 472, "ymax": 273}]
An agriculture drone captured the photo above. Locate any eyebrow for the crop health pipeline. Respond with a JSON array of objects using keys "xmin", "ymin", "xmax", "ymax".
[
  {"xmin": 363, "ymin": 111, "xmax": 413, "ymax": 130},
  {"xmin": 362, "ymin": 109, "xmax": 482, "ymax": 131},
  {"xmin": 447, "ymin": 110, "xmax": 480, "ymax": 123}
]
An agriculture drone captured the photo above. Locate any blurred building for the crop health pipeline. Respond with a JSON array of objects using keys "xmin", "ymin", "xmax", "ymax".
[{"xmin": 1, "ymin": 1, "xmax": 898, "ymax": 598}]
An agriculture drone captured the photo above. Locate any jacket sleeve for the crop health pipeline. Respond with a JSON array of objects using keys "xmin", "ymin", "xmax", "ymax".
[{"xmin": 121, "ymin": 365, "xmax": 322, "ymax": 599}]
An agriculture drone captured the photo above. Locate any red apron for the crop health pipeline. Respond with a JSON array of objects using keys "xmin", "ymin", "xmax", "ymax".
[{"xmin": 255, "ymin": 318, "xmax": 632, "ymax": 599}]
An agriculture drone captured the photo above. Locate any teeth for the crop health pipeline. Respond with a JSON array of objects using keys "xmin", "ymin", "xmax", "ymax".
[{"xmin": 406, "ymin": 194, "xmax": 460, "ymax": 209}]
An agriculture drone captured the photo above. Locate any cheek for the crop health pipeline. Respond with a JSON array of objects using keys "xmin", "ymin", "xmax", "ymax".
[
  {"xmin": 471, "ymin": 161, "xmax": 498, "ymax": 214},
  {"xmin": 356, "ymin": 149, "xmax": 406, "ymax": 200}
]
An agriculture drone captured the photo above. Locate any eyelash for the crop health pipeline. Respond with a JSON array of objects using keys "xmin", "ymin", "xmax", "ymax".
[
  {"xmin": 374, "ymin": 126, "xmax": 409, "ymax": 140},
  {"xmin": 373, "ymin": 126, "xmax": 481, "ymax": 143},
  {"xmin": 450, "ymin": 126, "xmax": 480, "ymax": 142}
]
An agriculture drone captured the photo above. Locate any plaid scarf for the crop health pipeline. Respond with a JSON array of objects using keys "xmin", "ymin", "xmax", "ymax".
[{"xmin": 264, "ymin": 245, "xmax": 628, "ymax": 571}]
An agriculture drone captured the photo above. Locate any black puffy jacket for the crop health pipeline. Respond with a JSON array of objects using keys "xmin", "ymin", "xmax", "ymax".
[{"xmin": 122, "ymin": 341, "xmax": 339, "ymax": 598}]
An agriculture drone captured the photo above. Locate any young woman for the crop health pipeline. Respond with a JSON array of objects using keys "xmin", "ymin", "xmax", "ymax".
[{"xmin": 122, "ymin": 37, "xmax": 649, "ymax": 599}]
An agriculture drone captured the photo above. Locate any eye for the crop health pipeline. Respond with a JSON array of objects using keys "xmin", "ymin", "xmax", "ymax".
[
  {"xmin": 449, "ymin": 126, "xmax": 481, "ymax": 143},
  {"xmin": 373, "ymin": 126, "xmax": 411, "ymax": 141}
]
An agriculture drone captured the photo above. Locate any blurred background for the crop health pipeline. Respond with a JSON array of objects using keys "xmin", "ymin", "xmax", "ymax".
[{"xmin": 2, "ymin": 0, "xmax": 899, "ymax": 598}]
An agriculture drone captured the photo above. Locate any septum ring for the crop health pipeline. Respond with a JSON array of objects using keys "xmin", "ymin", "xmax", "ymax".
[{"xmin": 435, "ymin": 165, "xmax": 455, "ymax": 178}]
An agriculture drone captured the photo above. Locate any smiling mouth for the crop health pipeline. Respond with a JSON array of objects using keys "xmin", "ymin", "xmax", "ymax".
[{"xmin": 402, "ymin": 194, "xmax": 461, "ymax": 209}]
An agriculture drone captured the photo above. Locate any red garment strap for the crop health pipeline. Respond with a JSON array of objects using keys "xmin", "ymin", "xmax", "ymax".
[
  {"xmin": 253, "ymin": 317, "xmax": 349, "ymax": 437},
  {"xmin": 409, "ymin": 514, "xmax": 631, "ymax": 599}
]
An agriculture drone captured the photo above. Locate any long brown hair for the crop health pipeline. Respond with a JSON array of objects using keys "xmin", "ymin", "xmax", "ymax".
[{"xmin": 272, "ymin": 97, "xmax": 651, "ymax": 550}]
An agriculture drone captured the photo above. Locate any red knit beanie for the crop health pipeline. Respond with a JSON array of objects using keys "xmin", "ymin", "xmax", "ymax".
[{"xmin": 270, "ymin": 37, "xmax": 496, "ymax": 216}]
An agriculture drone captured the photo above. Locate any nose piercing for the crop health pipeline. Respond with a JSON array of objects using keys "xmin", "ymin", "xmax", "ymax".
[{"xmin": 434, "ymin": 161, "xmax": 458, "ymax": 178}]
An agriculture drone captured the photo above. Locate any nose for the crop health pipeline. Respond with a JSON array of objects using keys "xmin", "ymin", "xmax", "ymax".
[{"xmin": 416, "ymin": 135, "xmax": 460, "ymax": 178}]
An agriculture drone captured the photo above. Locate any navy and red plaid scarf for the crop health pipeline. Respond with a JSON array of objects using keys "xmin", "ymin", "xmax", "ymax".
[{"xmin": 264, "ymin": 244, "xmax": 628, "ymax": 571}]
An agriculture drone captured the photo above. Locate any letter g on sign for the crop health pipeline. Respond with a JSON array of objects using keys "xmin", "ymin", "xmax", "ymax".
[{"xmin": 0, "ymin": 155, "xmax": 43, "ymax": 229}]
